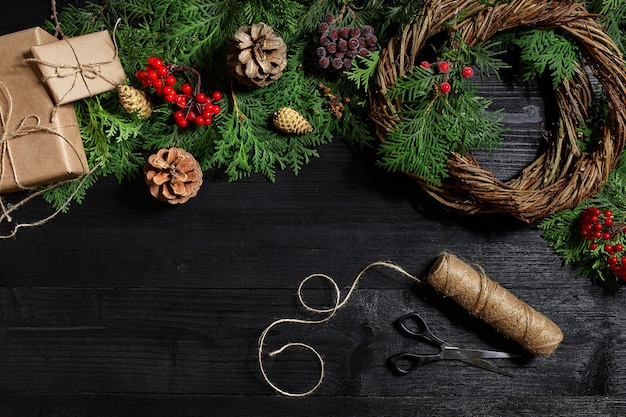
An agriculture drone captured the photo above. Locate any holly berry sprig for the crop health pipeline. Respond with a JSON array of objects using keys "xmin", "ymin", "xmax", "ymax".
[
  {"xmin": 579, "ymin": 206, "xmax": 626, "ymax": 283},
  {"xmin": 418, "ymin": 60, "xmax": 474, "ymax": 94},
  {"xmin": 136, "ymin": 57, "xmax": 223, "ymax": 128}
]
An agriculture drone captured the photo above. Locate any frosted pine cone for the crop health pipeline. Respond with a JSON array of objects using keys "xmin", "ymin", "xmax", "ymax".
[
  {"xmin": 118, "ymin": 84, "xmax": 153, "ymax": 118},
  {"xmin": 227, "ymin": 22, "xmax": 287, "ymax": 88},
  {"xmin": 144, "ymin": 148, "xmax": 203, "ymax": 204},
  {"xmin": 273, "ymin": 107, "xmax": 313, "ymax": 134}
]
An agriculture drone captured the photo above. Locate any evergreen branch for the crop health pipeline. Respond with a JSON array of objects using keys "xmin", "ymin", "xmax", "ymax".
[
  {"xmin": 345, "ymin": 51, "xmax": 380, "ymax": 91},
  {"xmin": 512, "ymin": 29, "xmax": 582, "ymax": 88}
]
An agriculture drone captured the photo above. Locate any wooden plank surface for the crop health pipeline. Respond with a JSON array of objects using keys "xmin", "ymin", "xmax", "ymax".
[{"xmin": 1, "ymin": 1, "xmax": 625, "ymax": 416}]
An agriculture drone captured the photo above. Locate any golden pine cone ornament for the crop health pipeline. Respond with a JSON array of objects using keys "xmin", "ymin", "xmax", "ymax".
[
  {"xmin": 227, "ymin": 22, "xmax": 287, "ymax": 88},
  {"xmin": 143, "ymin": 148, "xmax": 203, "ymax": 204},
  {"xmin": 118, "ymin": 84, "xmax": 153, "ymax": 118},
  {"xmin": 273, "ymin": 107, "xmax": 313, "ymax": 134}
]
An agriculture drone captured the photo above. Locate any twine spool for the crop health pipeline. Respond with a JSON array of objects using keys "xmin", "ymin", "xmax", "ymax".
[{"xmin": 427, "ymin": 253, "xmax": 563, "ymax": 357}]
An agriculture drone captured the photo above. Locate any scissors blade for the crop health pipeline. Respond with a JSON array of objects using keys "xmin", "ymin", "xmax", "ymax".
[
  {"xmin": 453, "ymin": 348, "xmax": 522, "ymax": 360},
  {"xmin": 460, "ymin": 357, "xmax": 516, "ymax": 377}
]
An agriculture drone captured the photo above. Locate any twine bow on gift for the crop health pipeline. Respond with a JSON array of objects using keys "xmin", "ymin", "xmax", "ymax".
[
  {"xmin": 0, "ymin": 80, "xmax": 88, "ymax": 191},
  {"xmin": 26, "ymin": 19, "xmax": 123, "ymax": 106}
]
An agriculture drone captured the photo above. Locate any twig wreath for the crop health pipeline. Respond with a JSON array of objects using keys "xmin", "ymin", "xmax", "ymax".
[{"xmin": 369, "ymin": 0, "xmax": 626, "ymax": 223}]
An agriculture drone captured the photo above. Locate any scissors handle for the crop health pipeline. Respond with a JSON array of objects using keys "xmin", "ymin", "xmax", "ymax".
[
  {"xmin": 395, "ymin": 313, "xmax": 447, "ymax": 346},
  {"xmin": 387, "ymin": 352, "xmax": 441, "ymax": 375}
]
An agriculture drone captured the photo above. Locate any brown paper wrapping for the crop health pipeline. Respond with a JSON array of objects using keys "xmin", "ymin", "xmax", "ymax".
[
  {"xmin": 30, "ymin": 30, "xmax": 127, "ymax": 105},
  {"xmin": 0, "ymin": 27, "xmax": 88, "ymax": 193}
]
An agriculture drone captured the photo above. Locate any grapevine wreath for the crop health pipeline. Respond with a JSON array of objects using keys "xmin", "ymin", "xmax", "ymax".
[{"xmin": 369, "ymin": 0, "xmax": 626, "ymax": 224}]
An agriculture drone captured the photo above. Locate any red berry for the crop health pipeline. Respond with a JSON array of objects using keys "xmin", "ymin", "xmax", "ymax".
[
  {"xmin": 148, "ymin": 57, "xmax": 163, "ymax": 68},
  {"xmin": 437, "ymin": 61, "xmax": 450, "ymax": 73},
  {"xmin": 603, "ymin": 232, "xmax": 612, "ymax": 240},
  {"xmin": 175, "ymin": 96, "xmax": 187, "ymax": 108},
  {"xmin": 162, "ymin": 86, "xmax": 175, "ymax": 96},
  {"xmin": 212, "ymin": 91, "xmax": 223, "ymax": 101},
  {"xmin": 615, "ymin": 244, "xmax": 624, "ymax": 252},
  {"xmin": 157, "ymin": 67, "xmax": 168, "ymax": 77},
  {"xmin": 605, "ymin": 244, "xmax": 613, "ymax": 252},
  {"xmin": 135, "ymin": 70, "xmax": 143, "ymax": 80},
  {"xmin": 420, "ymin": 61, "xmax": 430, "ymax": 69},
  {"xmin": 181, "ymin": 83, "xmax": 193, "ymax": 96},
  {"xmin": 440, "ymin": 82, "xmax": 451, "ymax": 94},
  {"xmin": 195, "ymin": 93, "xmax": 208, "ymax": 104},
  {"xmin": 204, "ymin": 117, "xmax": 212, "ymax": 126},
  {"xmin": 194, "ymin": 116, "xmax": 205, "ymax": 125},
  {"xmin": 164, "ymin": 93, "xmax": 176, "ymax": 102},
  {"xmin": 605, "ymin": 218, "xmax": 614, "ymax": 227},
  {"xmin": 153, "ymin": 79, "xmax": 164, "ymax": 89},
  {"xmin": 212, "ymin": 105, "xmax": 221, "ymax": 114},
  {"xmin": 186, "ymin": 111, "xmax": 197, "ymax": 121},
  {"xmin": 175, "ymin": 117, "xmax": 188, "ymax": 128},
  {"xmin": 462, "ymin": 66, "xmax": 474, "ymax": 79},
  {"xmin": 605, "ymin": 210, "xmax": 613, "ymax": 218},
  {"xmin": 173, "ymin": 111, "xmax": 184, "ymax": 120},
  {"xmin": 165, "ymin": 75, "xmax": 177, "ymax": 86},
  {"xmin": 608, "ymin": 256, "xmax": 619, "ymax": 265},
  {"xmin": 590, "ymin": 243, "xmax": 598, "ymax": 250}
]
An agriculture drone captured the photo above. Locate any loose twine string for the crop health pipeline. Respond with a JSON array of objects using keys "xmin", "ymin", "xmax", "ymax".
[{"xmin": 257, "ymin": 253, "xmax": 563, "ymax": 397}]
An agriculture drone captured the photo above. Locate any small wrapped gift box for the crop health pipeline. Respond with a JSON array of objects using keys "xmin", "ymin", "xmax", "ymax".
[
  {"xmin": 0, "ymin": 27, "xmax": 89, "ymax": 193},
  {"xmin": 30, "ymin": 29, "xmax": 127, "ymax": 105}
]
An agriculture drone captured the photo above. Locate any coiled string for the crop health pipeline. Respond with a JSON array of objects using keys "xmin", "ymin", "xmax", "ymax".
[{"xmin": 257, "ymin": 261, "xmax": 423, "ymax": 397}]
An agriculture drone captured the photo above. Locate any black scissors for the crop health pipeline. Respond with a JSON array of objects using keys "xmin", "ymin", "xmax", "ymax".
[{"xmin": 388, "ymin": 313, "xmax": 520, "ymax": 377}]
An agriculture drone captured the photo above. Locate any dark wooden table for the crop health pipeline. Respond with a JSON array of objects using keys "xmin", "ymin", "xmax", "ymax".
[{"xmin": 1, "ymin": 1, "xmax": 625, "ymax": 416}]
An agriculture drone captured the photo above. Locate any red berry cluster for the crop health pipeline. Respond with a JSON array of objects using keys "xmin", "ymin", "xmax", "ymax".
[
  {"xmin": 580, "ymin": 206, "xmax": 626, "ymax": 281},
  {"xmin": 419, "ymin": 60, "xmax": 474, "ymax": 94},
  {"xmin": 135, "ymin": 57, "xmax": 223, "ymax": 128},
  {"xmin": 315, "ymin": 14, "xmax": 377, "ymax": 72}
]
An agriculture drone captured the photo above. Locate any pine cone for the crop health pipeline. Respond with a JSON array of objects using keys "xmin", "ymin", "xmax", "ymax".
[
  {"xmin": 273, "ymin": 107, "xmax": 313, "ymax": 134},
  {"xmin": 118, "ymin": 84, "xmax": 153, "ymax": 118},
  {"xmin": 143, "ymin": 148, "xmax": 203, "ymax": 204},
  {"xmin": 227, "ymin": 22, "xmax": 287, "ymax": 88}
]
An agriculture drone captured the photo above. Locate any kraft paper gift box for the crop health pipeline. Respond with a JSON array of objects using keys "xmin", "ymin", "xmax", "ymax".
[
  {"xmin": 30, "ymin": 29, "xmax": 127, "ymax": 105},
  {"xmin": 0, "ymin": 27, "xmax": 89, "ymax": 193}
]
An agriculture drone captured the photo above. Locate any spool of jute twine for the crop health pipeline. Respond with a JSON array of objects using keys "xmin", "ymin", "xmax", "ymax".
[
  {"xmin": 427, "ymin": 253, "xmax": 563, "ymax": 357},
  {"xmin": 258, "ymin": 253, "xmax": 563, "ymax": 396}
]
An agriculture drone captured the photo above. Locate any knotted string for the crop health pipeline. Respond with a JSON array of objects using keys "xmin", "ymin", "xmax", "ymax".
[
  {"xmin": 0, "ymin": 80, "xmax": 87, "ymax": 190},
  {"xmin": 26, "ymin": 18, "xmax": 123, "ymax": 107},
  {"xmin": 257, "ymin": 261, "xmax": 423, "ymax": 397}
]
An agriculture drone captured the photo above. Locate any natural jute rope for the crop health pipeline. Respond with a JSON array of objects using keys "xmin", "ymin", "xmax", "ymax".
[
  {"xmin": 258, "ymin": 253, "xmax": 562, "ymax": 396},
  {"xmin": 369, "ymin": 0, "xmax": 626, "ymax": 223},
  {"xmin": 427, "ymin": 253, "xmax": 563, "ymax": 357}
]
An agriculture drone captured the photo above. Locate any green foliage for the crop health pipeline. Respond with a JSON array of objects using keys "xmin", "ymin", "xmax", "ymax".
[
  {"xmin": 345, "ymin": 51, "xmax": 380, "ymax": 92},
  {"xmin": 509, "ymin": 29, "xmax": 581, "ymax": 88}
]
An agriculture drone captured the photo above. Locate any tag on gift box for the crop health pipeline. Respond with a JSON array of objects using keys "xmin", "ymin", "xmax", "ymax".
[
  {"xmin": 0, "ymin": 27, "xmax": 89, "ymax": 193},
  {"xmin": 29, "ymin": 29, "xmax": 127, "ymax": 105}
]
